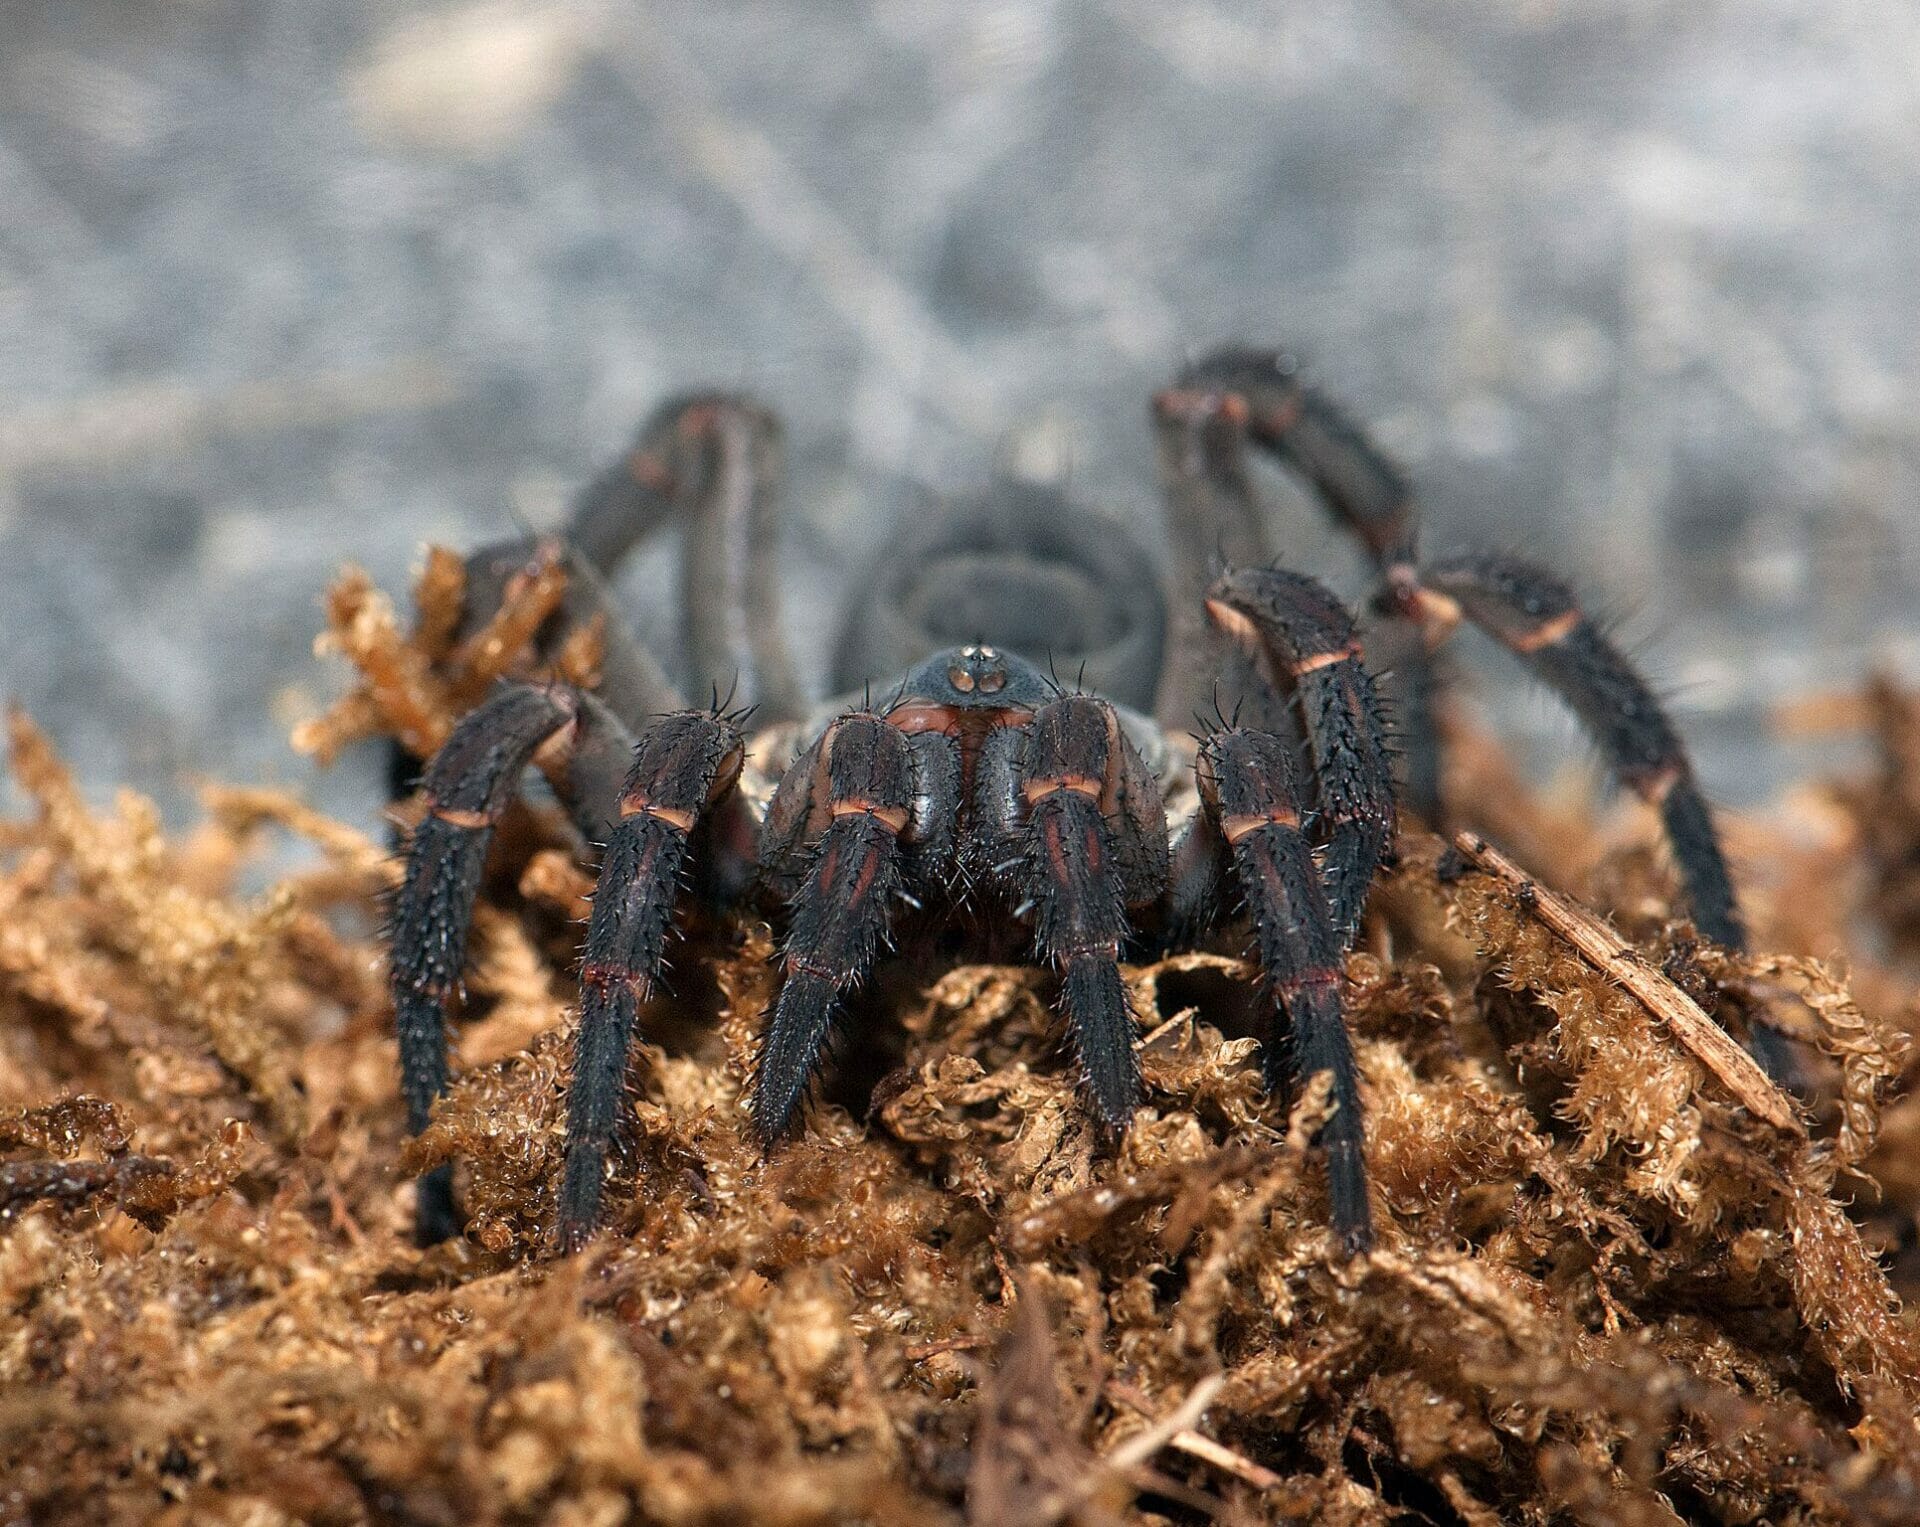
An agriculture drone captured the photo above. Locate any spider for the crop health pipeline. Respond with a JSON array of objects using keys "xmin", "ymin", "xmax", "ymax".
[{"xmin": 387, "ymin": 350, "xmax": 1757, "ymax": 1258}]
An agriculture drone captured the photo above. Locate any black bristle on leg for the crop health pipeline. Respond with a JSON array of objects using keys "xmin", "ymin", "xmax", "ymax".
[
  {"xmin": 558, "ymin": 978, "xmax": 641, "ymax": 1244},
  {"xmin": 389, "ymin": 684, "xmax": 581, "ymax": 1245},
  {"xmin": 1417, "ymin": 553, "xmax": 1792, "ymax": 1084},
  {"xmin": 395, "ymin": 811, "xmax": 483, "ymax": 1245},
  {"xmin": 752, "ymin": 966, "xmax": 843, "ymax": 1149},
  {"xmin": 556, "ymin": 709, "xmax": 744, "ymax": 1250},
  {"xmin": 392, "ymin": 809, "xmax": 487, "ymax": 1135},
  {"xmin": 753, "ymin": 809, "xmax": 907, "ymax": 1145}
]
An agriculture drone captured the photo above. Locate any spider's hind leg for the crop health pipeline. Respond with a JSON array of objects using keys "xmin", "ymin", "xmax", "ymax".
[
  {"xmin": 1413, "ymin": 554, "xmax": 1744, "ymax": 947},
  {"xmin": 445, "ymin": 392, "xmax": 717, "ymax": 723},
  {"xmin": 567, "ymin": 391, "xmax": 803, "ymax": 723},
  {"xmin": 1150, "ymin": 385, "xmax": 1272, "ymax": 735},
  {"xmin": 667, "ymin": 396, "xmax": 806, "ymax": 724},
  {"xmin": 390, "ymin": 389, "xmax": 788, "ymax": 812},
  {"xmin": 566, "ymin": 396, "xmax": 701, "ymax": 574},
  {"xmin": 1175, "ymin": 347, "xmax": 1415, "ymax": 568},
  {"xmin": 382, "ymin": 518, "xmax": 685, "ymax": 829}
]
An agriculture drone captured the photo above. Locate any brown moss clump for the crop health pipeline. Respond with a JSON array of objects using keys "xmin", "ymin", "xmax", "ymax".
[{"xmin": 5, "ymin": 573, "xmax": 1920, "ymax": 1524}]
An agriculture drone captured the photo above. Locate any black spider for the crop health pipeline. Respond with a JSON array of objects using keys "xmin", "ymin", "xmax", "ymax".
[{"xmin": 386, "ymin": 353, "xmax": 1757, "ymax": 1258}]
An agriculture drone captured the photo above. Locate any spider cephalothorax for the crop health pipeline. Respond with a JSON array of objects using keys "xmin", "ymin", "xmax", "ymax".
[{"xmin": 387, "ymin": 352, "xmax": 1761, "ymax": 1258}]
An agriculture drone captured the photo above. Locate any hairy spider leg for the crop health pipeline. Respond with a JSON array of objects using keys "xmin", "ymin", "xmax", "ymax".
[
  {"xmin": 558, "ymin": 710, "xmax": 746, "ymax": 1250},
  {"xmin": 1206, "ymin": 568, "xmax": 1398, "ymax": 948},
  {"xmin": 456, "ymin": 398, "xmax": 730, "ymax": 719},
  {"xmin": 1175, "ymin": 347, "xmax": 1415, "ymax": 566},
  {"xmin": 560, "ymin": 390, "xmax": 804, "ymax": 721},
  {"xmin": 669, "ymin": 396, "xmax": 806, "ymax": 724},
  {"xmin": 1408, "ymin": 555, "xmax": 1801, "ymax": 1073},
  {"xmin": 385, "ymin": 393, "xmax": 787, "ymax": 836},
  {"xmin": 1150, "ymin": 385, "xmax": 1269, "ymax": 734},
  {"xmin": 1407, "ymin": 557, "xmax": 1798, "ymax": 1096},
  {"xmin": 985, "ymin": 693, "xmax": 1171, "ymax": 1129},
  {"xmin": 389, "ymin": 684, "xmax": 587, "ymax": 1245},
  {"xmin": 1413, "ymin": 554, "xmax": 1741, "ymax": 944},
  {"xmin": 1198, "ymin": 726, "xmax": 1371, "ymax": 1254},
  {"xmin": 383, "ymin": 515, "xmax": 688, "ymax": 829},
  {"xmin": 421, "ymin": 390, "xmax": 802, "ymax": 770},
  {"xmin": 750, "ymin": 713, "xmax": 942, "ymax": 1145},
  {"xmin": 1167, "ymin": 356, "xmax": 1761, "ymax": 1038},
  {"xmin": 1164, "ymin": 349, "xmax": 1442, "ymax": 824},
  {"xmin": 566, "ymin": 394, "xmax": 698, "ymax": 574}
]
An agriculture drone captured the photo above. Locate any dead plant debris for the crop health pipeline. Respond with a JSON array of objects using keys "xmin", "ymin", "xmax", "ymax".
[{"xmin": 4, "ymin": 564, "xmax": 1920, "ymax": 1524}]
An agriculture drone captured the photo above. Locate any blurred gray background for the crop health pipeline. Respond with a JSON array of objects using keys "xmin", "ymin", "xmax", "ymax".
[{"xmin": 3, "ymin": 0, "xmax": 1917, "ymax": 829}]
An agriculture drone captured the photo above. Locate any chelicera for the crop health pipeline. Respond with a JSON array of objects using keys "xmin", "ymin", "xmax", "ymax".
[{"xmin": 386, "ymin": 349, "xmax": 1760, "ymax": 1257}]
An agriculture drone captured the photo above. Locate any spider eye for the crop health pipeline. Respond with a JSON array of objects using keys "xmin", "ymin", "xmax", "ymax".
[
  {"xmin": 978, "ymin": 670, "xmax": 1006, "ymax": 694},
  {"xmin": 948, "ymin": 666, "xmax": 976, "ymax": 693}
]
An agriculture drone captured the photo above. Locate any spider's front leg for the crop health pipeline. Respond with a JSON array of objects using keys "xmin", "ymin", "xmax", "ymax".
[
  {"xmin": 390, "ymin": 683, "xmax": 639, "ymax": 1245},
  {"xmin": 1194, "ymin": 726, "xmax": 1372, "ymax": 1254},
  {"xmin": 1206, "ymin": 567, "xmax": 1398, "ymax": 947},
  {"xmin": 749, "ymin": 713, "xmax": 952, "ymax": 1144},
  {"xmin": 557, "ymin": 710, "xmax": 747, "ymax": 1249},
  {"xmin": 979, "ymin": 695, "xmax": 1170, "ymax": 1129}
]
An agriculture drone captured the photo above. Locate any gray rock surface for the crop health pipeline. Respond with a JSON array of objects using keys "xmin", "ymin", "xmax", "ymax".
[{"xmin": 3, "ymin": 1, "xmax": 1916, "ymax": 830}]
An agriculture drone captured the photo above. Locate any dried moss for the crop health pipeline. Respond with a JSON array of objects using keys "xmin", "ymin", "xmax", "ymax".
[{"xmin": 3, "ymin": 568, "xmax": 1920, "ymax": 1524}]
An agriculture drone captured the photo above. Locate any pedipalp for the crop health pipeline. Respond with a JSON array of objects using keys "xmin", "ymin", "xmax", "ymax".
[
  {"xmin": 987, "ymin": 692, "xmax": 1169, "ymax": 1130},
  {"xmin": 750, "ymin": 712, "xmax": 939, "ymax": 1145}
]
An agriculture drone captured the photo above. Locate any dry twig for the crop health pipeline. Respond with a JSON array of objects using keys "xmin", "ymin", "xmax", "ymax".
[{"xmin": 1451, "ymin": 831, "xmax": 1803, "ymax": 1136}]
